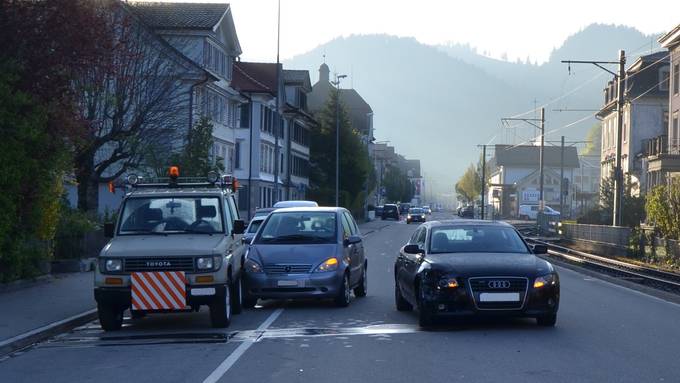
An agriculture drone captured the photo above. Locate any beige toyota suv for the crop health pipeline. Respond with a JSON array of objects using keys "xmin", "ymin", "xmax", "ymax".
[{"xmin": 94, "ymin": 171, "xmax": 247, "ymax": 331}]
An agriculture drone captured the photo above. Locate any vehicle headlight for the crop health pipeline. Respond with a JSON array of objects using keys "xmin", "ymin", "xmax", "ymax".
[
  {"xmin": 533, "ymin": 274, "xmax": 558, "ymax": 289},
  {"xmin": 244, "ymin": 259, "xmax": 263, "ymax": 273},
  {"xmin": 438, "ymin": 277, "xmax": 459, "ymax": 289},
  {"xmin": 421, "ymin": 215, "xmax": 426, "ymax": 219},
  {"xmin": 407, "ymin": 214, "xmax": 412, "ymax": 218},
  {"xmin": 104, "ymin": 259, "xmax": 122, "ymax": 272},
  {"xmin": 197, "ymin": 257, "xmax": 214, "ymax": 270},
  {"xmin": 314, "ymin": 257, "xmax": 339, "ymax": 272}
]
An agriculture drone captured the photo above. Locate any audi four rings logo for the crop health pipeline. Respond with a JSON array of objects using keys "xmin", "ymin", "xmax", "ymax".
[
  {"xmin": 146, "ymin": 261, "xmax": 172, "ymax": 267},
  {"xmin": 488, "ymin": 280, "xmax": 511, "ymax": 289}
]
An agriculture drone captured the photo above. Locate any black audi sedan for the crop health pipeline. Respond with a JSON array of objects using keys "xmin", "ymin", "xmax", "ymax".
[{"xmin": 394, "ymin": 220, "xmax": 559, "ymax": 327}]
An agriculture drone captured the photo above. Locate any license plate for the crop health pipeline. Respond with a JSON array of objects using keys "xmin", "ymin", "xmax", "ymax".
[
  {"xmin": 190, "ymin": 287, "xmax": 216, "ymax": 296},
  {"xmin": 277, "ymin": 280, "xmax": 302, "ymax": 287},
  {"xmin": 479, "ymin": 292, "xmax": 520, "ymax": 302}
]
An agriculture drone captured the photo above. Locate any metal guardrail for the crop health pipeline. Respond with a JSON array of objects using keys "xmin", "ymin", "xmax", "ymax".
[{"xmin": 525, "ymin": 238, "xmax": 680, "ymax": 292}]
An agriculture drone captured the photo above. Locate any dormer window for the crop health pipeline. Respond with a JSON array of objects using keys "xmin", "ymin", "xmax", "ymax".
[{"xmin": 204, "ymin": 41, "xmax": 231, "ymax": 80}]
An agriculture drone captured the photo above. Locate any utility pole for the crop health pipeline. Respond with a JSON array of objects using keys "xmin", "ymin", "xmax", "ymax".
[
  {"xmin": 273, "ymin": 0, "xmax": 281, "ymax": 204},
  {"xmin": 561, "ymin": 50, "xmax": 626, "ymax": 226},
  {"xmin": 480, "ymin": 144, "xmax": 486, "ymax": 220},
  {"xmin": 559, "ymin": 135, "xmax": 565, "ymax": 217},
  {"xmin": 501, "ymin": 107, "xmax": 545, "ymax": 214},
  {"xmin": 539, "ymin": 107, "xmax": 545, "ymax": 213}
]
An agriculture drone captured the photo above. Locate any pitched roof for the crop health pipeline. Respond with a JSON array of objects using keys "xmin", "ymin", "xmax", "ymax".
[
  {"xmin": 128, "ymin": 2, "xmax": 229, "ymax": 30},
  {"xmin": 339, "ymin": 88, "xmax": 373, "ymax": 113},
  {"xmin": 232, "ymin": 62, "xmax": 279, "ymax": 95},
  {"xmin": 491, "ymin": 145, "xmax": 580, "ymax": 168},
  {"xmin": 283, "ymin": 70, "xmax": 311, "ymax": 91}
]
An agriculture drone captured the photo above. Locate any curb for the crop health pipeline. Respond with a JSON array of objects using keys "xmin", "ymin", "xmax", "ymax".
[
  {"xmin": 539, "ymin": 254, "xmax": 680, "ymax": 306},
  {"xmin": 0, "ymin": 308, "xmax": 97, "ymax": 357},
  {"xmin": 0, "ymin": 275, "xmax": 53, "ymax": 294}
]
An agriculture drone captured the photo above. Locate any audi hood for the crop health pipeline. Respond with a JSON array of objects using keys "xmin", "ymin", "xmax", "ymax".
[{"xmin": 425, "ymin": 253, "xmax": 553, "ymax": 277}]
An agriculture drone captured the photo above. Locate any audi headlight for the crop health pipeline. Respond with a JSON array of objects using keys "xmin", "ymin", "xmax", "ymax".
[
  {"xmin": 533, "ymin": 274, "xmax": 558, "ymax": 289},
  {"xmin": 197, "ymin": 257, "xmax": 214, "ymax": 270},
  {"xmin": 244, "ymin": 259, "xmax": 263, "ymax": 273},
  {"xmin": 104, "ymin": 259, "xmax": 122, "ymax": 272},
  {"xmin": 438, "ymin": 277, "xmax": 459, "ymax": 289},
  {"xmin": 314, "ymin": 257, "xmax": 339, "ymax": 272}
]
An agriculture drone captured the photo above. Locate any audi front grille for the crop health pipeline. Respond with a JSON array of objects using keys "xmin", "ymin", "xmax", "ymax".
[{"xmin": 467, "ymin": 277, "xmax": 529, "ymax": 310}]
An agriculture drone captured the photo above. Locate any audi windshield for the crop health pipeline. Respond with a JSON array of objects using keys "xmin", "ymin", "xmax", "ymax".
[
  {"xmin": 118, "ymin": 197, "xmax": 224, "ymax": 235},
  {"xmin": 429, "ymin": 226, "xmax": 530, "ymax": 254}
]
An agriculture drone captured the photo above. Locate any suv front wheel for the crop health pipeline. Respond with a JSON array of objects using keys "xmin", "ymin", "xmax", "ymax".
[
  {"xmin": 98, "ymin": 304, "xmax": 123, "ymax": 331},
  {"xmin": 210, "ymin": 284, "xmax": 232, "ymax": 328}
]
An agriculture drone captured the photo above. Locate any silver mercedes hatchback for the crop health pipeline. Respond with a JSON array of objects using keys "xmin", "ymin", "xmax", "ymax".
[{"xmin": 243, "ymin": 207, "xmax": 367, "ymax": 307}]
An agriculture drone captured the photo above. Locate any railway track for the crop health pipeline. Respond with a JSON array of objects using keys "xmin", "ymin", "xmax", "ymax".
[{"xmin": 524, "ymin": 237, "xmax": 680, "ymax": 294}]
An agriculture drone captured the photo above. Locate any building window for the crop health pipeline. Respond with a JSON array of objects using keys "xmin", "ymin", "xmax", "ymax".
[
  {"xmin": 240, "ymin": 103, "xmax": 250, "ymax": 128},
  {"xmin": 292, "ymin": 122, "xmax": 310, "ymax": 146},
  {"xmin": 673, "ymin": 112, "xmax": 679, "ymax": 153},
  {"xmin": 204, "ymin": 41, "xmax": 230, "ymax": 80},
  {"xmin": 234, "ymin": 141, "xmax": 241, "ymax": 169},
  {"xmin": 660, "ymin": 68, "xmax": 670, "ymax": 91},
  {"xmin": 291, "ymin": 155, "xmax": 309, "ymax": 178},
  {"xmin": 674, "ymin": 64, "xmax": 680, "ymax": 95},
  {"xmin": 260, "ymin": 143, "xmax": 275, "ymax": 174}
]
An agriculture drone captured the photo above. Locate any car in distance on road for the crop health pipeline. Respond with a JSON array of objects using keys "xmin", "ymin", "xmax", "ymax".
[
  {"xmin": 95, "ymin": 171, "xmax": 247, "ymax": 331},
  {"xmin": 243, "ymin": 215, "xmax": 266, "ymax": 245},
  {"xmin": 382, "ymin": 204, "xmax": 400, "ymax": 220},
  {"xmin": 422, "ymin": 205, "xmax": 432, "ymax": 215},
  {"xmin": 398, "ymin": 203, "xmax": 411, "ymax": 215},
  {"xmin": 458, "ymin": 205, "xmax": 474, "ymax": 218},
  {"xmin": 273, "ymin": 200, "xmax": 319, "ymax": 208},
  {"xmin": 243, "ymin": 207, "xmax": 367, "ymax": 307},
  {"xmin": 374, "ymin": 205, "xmax": 384, "ymax": 217},
  {"xmin": 394, "ymin": 220, "xmax": 559, "ymax": 327},
  {"xmin": 252, "ymin": 207, "xmax": 277, "ymax": 219},
  {"xmin": 406, "ymin": 207, "xmax": 427, "ymax": 224}
]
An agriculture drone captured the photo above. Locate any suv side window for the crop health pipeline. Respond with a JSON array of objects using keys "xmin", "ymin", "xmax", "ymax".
[
  {"xmin": 224, "ymin": 198, "xmax": 234, "ymax": 234},
  {"xmin": 228, "ymin": 195, "xmax": 240, "ymax": 220}
]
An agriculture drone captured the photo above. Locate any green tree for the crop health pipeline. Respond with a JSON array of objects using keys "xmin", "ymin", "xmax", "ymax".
[
  {"xmin": 455, "ymin": 164, "xmax": 481, "ymax": 202},
  {"xmin": 581, "ymin": 173, "xmax": 645, "ymax": 227},
  {"xmin": 308, "ymin": 90, "xmax": 371, "ymax": 216},
  {"xmin": 582, "ymin": 124, "xmax": 602, "ymax": 156},
  {"xmin": 646, "ymin": 178, "xmax": 680, "ymax": 239},
  {"xmin": 383, "ymin": 165, "xmax": 413, "ymax": 203},
  {"xmin": 182, "ymin": 117, "xmax": 222, "ymax": 177}
]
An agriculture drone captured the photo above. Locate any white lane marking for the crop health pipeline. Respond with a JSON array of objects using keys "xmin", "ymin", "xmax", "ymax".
[
  {"xmin": 202, "ymin": 308, "xmax": 284, "ymax": 383},
  {"xmin": 0, "ymin": 309, "xmax": 97, "ymax": 348},
  {"xmin": 556, "ymin": 265, "xmax": 680, "ymax": 309}
]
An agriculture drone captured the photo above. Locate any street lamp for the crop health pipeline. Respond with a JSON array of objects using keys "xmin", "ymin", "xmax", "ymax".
[{"xmin": 331, "ymin": 74, "xmax": 347, "ymax": 207}]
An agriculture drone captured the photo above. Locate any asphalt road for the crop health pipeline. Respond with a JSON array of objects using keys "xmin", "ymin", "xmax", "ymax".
[{"xmin": 2, "ymin": 213, "xmax": 680, "ymax": 383}]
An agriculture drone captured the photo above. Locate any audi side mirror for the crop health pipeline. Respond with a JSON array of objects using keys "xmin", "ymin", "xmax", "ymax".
[
  {"xmin": 104, "ymin": 222, "xmax": 115, "ymax": 238},
  {"xmin": 532, "ymin": 244, "xmax": 548, "ymax": 254},
  {"xmin": 403, "ymin": 244, "xmax": 422, "ymax": 254},
  {"xmin": 232, "ymin": 219, "xmax": 246, "ymax": 235}
]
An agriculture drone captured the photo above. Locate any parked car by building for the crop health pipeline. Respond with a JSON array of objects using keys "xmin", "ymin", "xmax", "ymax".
[
  {"xmin": 375, "ymin": 205, "xmax": 384, "ymax": 217},
  {"xmin": 243, "ymin": 216, "xmax": 266, "ymax": 245},
  {"xmin": 243, "ymin": 207, "xmax": 367, "ymax": 307},
  {"xmin": 94, "ymin": 171, "xmax": 247, "ymax": 331},
  {"xmin": 422, "ymin": 205, "xmax": 432, "ymax": 215},
  {"xmin": 399, "ymin": 203, "xmax": 411, "ymax": 214}
]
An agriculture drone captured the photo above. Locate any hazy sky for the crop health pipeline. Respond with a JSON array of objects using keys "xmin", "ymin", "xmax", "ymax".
[{"xmin": 161, "ymin": 0, "xmax": 679, "ymax": 63}]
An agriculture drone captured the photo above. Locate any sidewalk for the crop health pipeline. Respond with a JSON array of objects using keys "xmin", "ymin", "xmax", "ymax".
[{"xmin": 0, "ymin": 272, "xmax": 96, "ymax": 345}]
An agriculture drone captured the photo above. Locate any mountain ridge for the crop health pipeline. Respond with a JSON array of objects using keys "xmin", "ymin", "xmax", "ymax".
[{"xmin": 284, "ymin": 23, "xmax": 661, "ymax": 191}]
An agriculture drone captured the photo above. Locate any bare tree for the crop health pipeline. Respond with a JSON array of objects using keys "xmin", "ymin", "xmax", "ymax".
[{"xmin": 73, "ymin": 5, "xmax": 199, "ymax": 213}]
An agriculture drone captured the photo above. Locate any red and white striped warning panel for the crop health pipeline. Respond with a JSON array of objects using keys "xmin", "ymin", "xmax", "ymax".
[{"xmin": 131, "ymin": 271, "xmax": 187, "ymax": 311}]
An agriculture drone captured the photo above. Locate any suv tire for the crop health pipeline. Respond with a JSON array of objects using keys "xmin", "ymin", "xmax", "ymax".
[
  {"xmin": 210, "ymin": 284, "xmax": 232, "ymax": 328},
  {"xmin": 231, "ymin": 277, "xmax": 243, "ymax": 315},
  {"xmin": 98, "ymin": 304, "xmax": 123, "ymax": 331}
]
